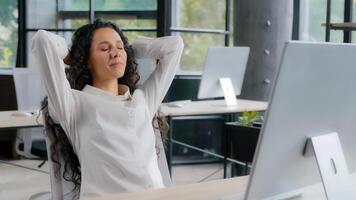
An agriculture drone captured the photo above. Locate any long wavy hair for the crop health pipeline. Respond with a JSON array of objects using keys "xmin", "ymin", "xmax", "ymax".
[{"xmin": 41, "ymin": 19, "xmax": 168, "ymax": 194}]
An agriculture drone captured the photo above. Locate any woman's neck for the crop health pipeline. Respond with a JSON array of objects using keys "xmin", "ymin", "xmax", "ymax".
[{"xmin": 92, "ymin": 79, "xmax": 128, "ymax": 96}]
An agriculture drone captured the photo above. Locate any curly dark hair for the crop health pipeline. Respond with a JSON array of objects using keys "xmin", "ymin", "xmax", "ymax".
[{"xmin": 41, "ymin": 19, "xmax": 168, "ymax": 196}]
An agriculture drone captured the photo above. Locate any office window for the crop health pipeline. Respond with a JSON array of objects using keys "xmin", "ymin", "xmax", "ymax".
[
  {"xmin": 178, "ymin": 33, "xmax": 225, "ymax": 71},
  {"xmin": 94, "ymin": 0, "xmax": 156, "ymax": 11},
  {"xmin": 0, "ymin": 0, "xmax": 18, "ymax": 68},
  {"xmin": 299, "ymin": 0, "xmax": 344, "ymax": 42},
  {"xmin": 171, "ymin": 0, "xmax": 231, "ymax": 73},
  {"xmin": 23, "ymin": 0, "xmax": 158, "ymax": 67},
  {"xmin": 175, "ymin": 0, "xmax": 225, "ymax": 29}
]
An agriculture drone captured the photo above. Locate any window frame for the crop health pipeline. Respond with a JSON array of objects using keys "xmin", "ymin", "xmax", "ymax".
[
  {"xmin": 168, "ymin": 0, "xmax": 231, "ymax": 74},
  {"xmin": 17, "ymin": 0, "xmax": 160, "ymax": 68}
]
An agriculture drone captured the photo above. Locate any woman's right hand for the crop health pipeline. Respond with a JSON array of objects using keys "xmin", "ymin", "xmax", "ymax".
[{"xmin": 63, "ymin": 50, "xmax": 71, "ymax": 65}]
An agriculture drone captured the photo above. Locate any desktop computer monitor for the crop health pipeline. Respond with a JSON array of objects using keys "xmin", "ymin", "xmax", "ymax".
[
  {"xmin": 243, "ymin": 41, "xmax": 356, "ymax": 200},
  {"xmin": 13, "ymin": 68, "xmax": 47, "ymax": 111},
  {"xmin": 197, "ymin": 47, "xmax": 250, "ymax": 105}
]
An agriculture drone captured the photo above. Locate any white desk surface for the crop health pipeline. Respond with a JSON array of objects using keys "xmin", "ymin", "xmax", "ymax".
[
  {"xmin": 0, "ymin": 110, "xmax": 43, "ymax": 129},
  {"xmin": 0, "ymin": 99, "xmax": 268, "ymax": 129},
  {"xmin": 160, "ymin": 99, "xmax": 268, "ymax": 117},
  {"xmin": 83, "ymin": 173, "xmax": 356, "ymax": 200},
  {"xmin": 84, "ymin": 176, "xmax": 249, "ymax": 200}
]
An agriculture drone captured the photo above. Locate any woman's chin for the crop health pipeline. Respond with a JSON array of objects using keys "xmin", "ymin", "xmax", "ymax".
[
  {"xmin": 106, "ymin": 68, "xmax": 124, "ymax": 78},
  {"xmin": 111, "ymin": 71, "xmax": 125, "ymax": 79}
]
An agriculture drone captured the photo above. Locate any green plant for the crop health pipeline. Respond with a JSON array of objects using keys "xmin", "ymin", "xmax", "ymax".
[{"xmin": 237, "ymin": 111, "xmax": 260, "ymax": 127}]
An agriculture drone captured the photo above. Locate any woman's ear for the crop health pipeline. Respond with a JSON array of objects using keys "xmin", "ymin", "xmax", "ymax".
[{"xmin": 63, "ymin": 49, "xmax": 71, "ymax": 65}]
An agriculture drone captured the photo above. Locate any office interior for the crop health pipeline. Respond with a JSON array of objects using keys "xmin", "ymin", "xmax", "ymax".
[{"xmin": 1, "ymin": 0, "xmax": 356, "ymax": 200}]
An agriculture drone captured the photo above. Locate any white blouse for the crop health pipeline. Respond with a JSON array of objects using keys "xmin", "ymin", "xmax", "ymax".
[{"xmin": 31, "ymin": 30, "xmax": 183, "ymax": 198}]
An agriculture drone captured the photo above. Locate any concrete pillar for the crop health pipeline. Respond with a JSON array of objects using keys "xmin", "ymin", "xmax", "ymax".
[{"xmin": 234, "ymin": 0, "xmax": 293, "ymax": 101}]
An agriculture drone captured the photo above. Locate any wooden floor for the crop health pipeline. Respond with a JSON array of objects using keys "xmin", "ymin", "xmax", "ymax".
[{"xmin": 0, "ymin": 159, "xmax": 234, "ymax": 200}]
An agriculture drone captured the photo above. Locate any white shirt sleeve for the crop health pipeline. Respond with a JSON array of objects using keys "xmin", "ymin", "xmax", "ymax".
[
  {"xmin": 132, "ymin": 36, "xmax": 184, "ymax": 118},
  {"xmin": 31, "ymin": 30, "xmax": 76, "ymax": 138}
]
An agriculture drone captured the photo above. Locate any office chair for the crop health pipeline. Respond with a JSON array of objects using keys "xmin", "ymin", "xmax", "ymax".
[
  {"xmin": 153, "ymin": 117, "xmax": 172, "ymax": 186},
  {"xmin": 44, "ymin": 126, "xmax": 77, "ymax": 200},
  {"xmin": 137, "ymin": 57, "xmax": 172, "ymax": 185},
  {"xmin": 13, "ymin": 68, "xmax": 47, "ymax": 161}
]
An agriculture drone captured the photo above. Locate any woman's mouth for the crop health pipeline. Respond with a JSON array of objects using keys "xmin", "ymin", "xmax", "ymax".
[{"xmin": 109, "ymin": 62, "xmax": 121, "ymax": 68}]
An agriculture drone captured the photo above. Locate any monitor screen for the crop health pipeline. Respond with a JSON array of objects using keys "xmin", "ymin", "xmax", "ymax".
[
  {"xmin": 13, "ymin": 68, "xmax": 47, "ymax": 111},
  {"xmin": 245, "ymin": 41, "xmax": 356, "ymax": 199},
  {"xmin": 197, "ymin": 47, "xmax": 250, "ymax": 99}
]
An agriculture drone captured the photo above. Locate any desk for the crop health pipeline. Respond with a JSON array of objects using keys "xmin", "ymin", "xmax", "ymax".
[
  {"xmin": 84, "ymin": 173, "xmax": 355, "ymax": 200},
  {"xmin": 0, "ymin": 110, "xmax": 44, "ymax": 158},
  {"xmin": 159, "ymin": 99, "xmax": 268, "ymax": 173},
  {"xmin": 1, "ymin": 99, "xmax": 267, "ymax": 172},
  {"xmin": 1, "ymin": 99, "xmax": 267, "ymax": 130},
  {"xmin": 0, "ymin": 111, "xmax": 47, "ymax": 168},
  {"xmin": 0, "ymin": 111, "xmax": 43, "ymax": 130},
  {"xmin": 160, "ymin": 99, "xmax": 267, "ymax": 117},
  {"xmin": 84, "ymin": 176, "xmax": 248, "ymax": 200}
]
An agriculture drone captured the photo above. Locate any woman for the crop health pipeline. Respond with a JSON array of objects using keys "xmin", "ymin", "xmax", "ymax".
[{"xmin": 31, "ymin": 19, "xmax": 183, "ymax": 198}]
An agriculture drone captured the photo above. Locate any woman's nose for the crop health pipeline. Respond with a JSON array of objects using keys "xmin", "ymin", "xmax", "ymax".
[{"xmin": 110, "ymin": 49, "xmax": 118, "ymax": 58}]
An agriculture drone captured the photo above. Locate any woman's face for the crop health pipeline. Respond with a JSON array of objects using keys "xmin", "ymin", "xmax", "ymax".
[{"xmin": 88, "ymin": 27, "xmax": 127, "ymax": 81}]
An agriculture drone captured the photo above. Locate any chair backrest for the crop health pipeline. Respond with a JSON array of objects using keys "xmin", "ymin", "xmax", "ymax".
[
  {"xmin": 13, "ymin": 68, "xmax": 47, "ymax": 157},
  {"xmin": 44, "ymin": 127, "xmax": 77, "ymax": 200},
  {"xmin": 153, "ymin": 118, "xmax": 172, "ymax": 187},
  {"xmin": 138, "ymin": 57, "xmax": 172, "ymax": 185}
]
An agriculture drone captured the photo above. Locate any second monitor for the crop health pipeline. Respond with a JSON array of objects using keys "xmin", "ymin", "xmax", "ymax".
[{"xmin": 197, "ymin": 47, "xmax": 250, "ymax": 106}]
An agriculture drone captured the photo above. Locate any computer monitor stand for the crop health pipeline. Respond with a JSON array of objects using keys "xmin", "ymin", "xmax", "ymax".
[
  {"xmin": 219, "ymin": 77, "xmax": 238, "ymax": 106},
  {"xmin": 303, "ymin": 132, "xmax": 356, "ymax": 200}
]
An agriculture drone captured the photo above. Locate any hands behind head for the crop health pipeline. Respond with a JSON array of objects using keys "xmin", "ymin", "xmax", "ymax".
[{"xmin": 63, "ymin": 49, "xmax": 71, "ymax": 65}]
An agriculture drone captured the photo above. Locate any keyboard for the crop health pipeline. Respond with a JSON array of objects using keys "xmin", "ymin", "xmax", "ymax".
[{"xmin": 165, "ymin": 100, "xmax": 192, "ymax": 107}]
